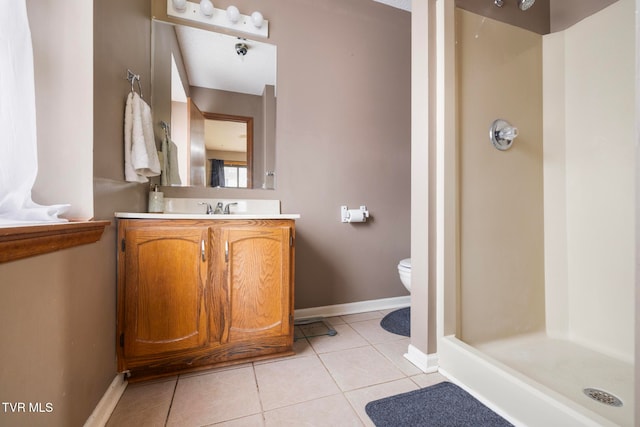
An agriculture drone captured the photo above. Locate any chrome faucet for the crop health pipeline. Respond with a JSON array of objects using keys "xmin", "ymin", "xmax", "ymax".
[
  {"xmin": 224, "ymin": 202, "xmax": 238, "ymax": 214},
  {"xmin": 214, "ymin": 202, "xmax": 224, "ymax": 214},
  {"xmin": 198, "ymin": 202, "xmax": 213, "ymax": 214}
]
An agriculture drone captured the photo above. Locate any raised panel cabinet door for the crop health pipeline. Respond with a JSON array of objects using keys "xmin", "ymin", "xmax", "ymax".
[
  {"xmin": 122, "ymin": 225, "xmax": 209, "ymax": 358},
  {"xmin": 218, "ymin": 225, "xmax": 292, "ymax": 343}
]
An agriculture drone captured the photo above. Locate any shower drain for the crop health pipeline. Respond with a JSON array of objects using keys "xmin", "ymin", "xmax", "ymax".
[{"xmin": 583, "ymin": 388, "xmax": 623, "ymax": 407}]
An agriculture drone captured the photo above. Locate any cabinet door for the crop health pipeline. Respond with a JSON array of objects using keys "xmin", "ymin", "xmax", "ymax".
[
  {"xmin": 216, "ymin": 225, "xmax": 292, "ymax": 343},
  {"xmin": 123, "ymin": 225, "xmax": 209, "ymax": 358}
]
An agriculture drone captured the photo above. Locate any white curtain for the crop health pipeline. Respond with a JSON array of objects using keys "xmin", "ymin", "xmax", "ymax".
[{"xmin": 0, "ymin": 0, "xmax": 68, "ymax": 225}]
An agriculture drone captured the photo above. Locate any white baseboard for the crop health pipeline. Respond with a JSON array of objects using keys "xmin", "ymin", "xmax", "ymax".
[
  {"xmin": 83, "ymin": 374, "xmax": 127, "ymax": 427},
  {"xmin": 294, "ymin": 295, "xmax": 411, "ymax": 320},
  {"xmin": 404, "ymin": 344, "xmax": 439, "ymax": 373}
]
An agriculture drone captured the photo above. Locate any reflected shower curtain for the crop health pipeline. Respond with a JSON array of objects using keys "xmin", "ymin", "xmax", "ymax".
[
  {"xmin": 0, "ymin": 0, "xmax": 68, "ymax": 225},
  {"xmin": 210, "ymin": 159, "xmax": 225, "ymax": 187}
]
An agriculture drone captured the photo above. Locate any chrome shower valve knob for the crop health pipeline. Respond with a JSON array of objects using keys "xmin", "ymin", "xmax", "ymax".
[{"xmin": 490, "ymin": 119, "xmax": 518, "ymax": 151}]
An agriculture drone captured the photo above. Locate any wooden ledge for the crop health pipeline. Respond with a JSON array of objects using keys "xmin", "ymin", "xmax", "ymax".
[{"xmin": 0, "ymin": 220, "xmax": 111, "ymax": 264}]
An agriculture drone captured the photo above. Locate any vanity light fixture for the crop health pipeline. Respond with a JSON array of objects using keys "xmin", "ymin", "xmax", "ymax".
[
  {"xmin": 250, "ymin": 11, "xmax": 264, "ymax": 28},
  {"xmin": 226, "ymin": 5, "xmax": 240, "ymax": 23},
  {"xmin": 167, "ymin": 0, "xmax": 269, "ymax": 38},
  {"xmin": 172, "ymin": 0, "xmax": 187, "ymax": 12},
  {"xmin": 199, "ymin": 0, "xmax": 214, "ymax": 17}
]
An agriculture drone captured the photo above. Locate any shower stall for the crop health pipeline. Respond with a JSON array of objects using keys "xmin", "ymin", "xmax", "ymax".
[{"xmin": 435, "ymin": 0, "xmax": 636, "ymax": 426}]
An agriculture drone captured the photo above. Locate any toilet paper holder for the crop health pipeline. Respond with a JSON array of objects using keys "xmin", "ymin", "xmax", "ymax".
[{"xmin": 341, "ymin": 205, "xmax": 370, "ymax": 223}]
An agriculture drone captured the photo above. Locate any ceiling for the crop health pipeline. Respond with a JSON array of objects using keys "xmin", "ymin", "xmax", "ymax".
[
  {"xmin": 175, "ymin": 24, "xmax": 276, "ymax": 96},
  {"xmin": 205, "ymin": 119, "xmax": 247, "ymax": 153}
]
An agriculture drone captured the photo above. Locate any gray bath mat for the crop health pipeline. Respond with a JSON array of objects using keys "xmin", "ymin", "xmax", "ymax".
[
  {"xmin": 365, "ymin": 381, "xmax": 514, "ymax": 427},
  {"xmin": 380, "ymin": 307, "xmax": 410, "ymax": 337}
]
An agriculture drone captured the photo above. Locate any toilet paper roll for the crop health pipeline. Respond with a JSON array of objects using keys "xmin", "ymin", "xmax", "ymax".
[{"xmin": 347, "ymin": 209, "xmax": 366, "ymax": 223}]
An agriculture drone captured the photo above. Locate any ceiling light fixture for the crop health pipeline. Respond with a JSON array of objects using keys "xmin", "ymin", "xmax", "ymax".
[
  {"xmin": 167, "ymin": 0, "xmax": 269, "ymax": 38},
  {"xmin": 235, "ymin": 42, "xmax": 248, "ymax": 56}
]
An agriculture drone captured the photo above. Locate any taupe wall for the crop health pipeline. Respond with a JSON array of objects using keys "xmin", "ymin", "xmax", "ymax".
[
  {"xmin": 93, "ymin": 0, "xmax": 153, "ymax": 238},
  {"xmin": 0, "ymin": 242, "xmax": 116, "ymax": 426},
  {"xmin": 456, "ymin": 8, "xmax": 546, "ymax": 344},
  {"xmin": 156, "ymin": 0, "xmax": 412, "ymax": 309}
]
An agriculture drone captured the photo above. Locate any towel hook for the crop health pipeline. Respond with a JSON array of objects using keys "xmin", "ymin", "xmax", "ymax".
[
  {"xmin": 160, "ymin": 120, "xmax": 171, "ymax": 139},
  {"xmin": 126, "ymin": 69, "xmax": 143, "ymax": 98}
]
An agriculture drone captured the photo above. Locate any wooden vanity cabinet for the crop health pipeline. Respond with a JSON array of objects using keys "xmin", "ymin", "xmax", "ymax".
[
  {"xmin": 116, "ymin": 218, "xmax": 295, "ymax": 379},
  {"xmin": 214, "ymin": 225, "xmax": 293, "ymax": 344},
  {"xmin": 118, "ymin": 222, "xmax": 209, "ymax": 360}
]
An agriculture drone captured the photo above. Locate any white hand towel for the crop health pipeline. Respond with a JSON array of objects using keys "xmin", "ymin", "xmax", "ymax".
[
  {"xmin": 124, "ymin": 92, "xmax": 161, "ymax": 182},
  {"xmin": 133, "ymin": 93, "xmax": 161, "ymax": 177},
  {"xmin": 161, "ymin": 133, "xmax": 182, "ymax": 186},
  {"xmin": 167, "ymin": 139, "xmax": 182, "ymax": 185},
  {"xmin": 123, "ymin": 92, "xmax": 145, "ymax": 182}
]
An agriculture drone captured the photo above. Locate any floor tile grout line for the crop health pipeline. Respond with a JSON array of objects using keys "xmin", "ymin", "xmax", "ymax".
[
  {"xmin": 315, "ymin": 344, "xmax": 412, "ymax": 395},
  {"xmin": 315, "ymin": 349, "xmax": 347, "ymax": 394},
  {"xmin": 251, "ymin": 361, "xmax": 268, "ymax": 418},
  {"xmin": 343, "ymin": 391, "xmax": 369, "ymax": 427},
  {"xmin": 163, "ymin": 376, "xmax": 179, "ymax": 427},
  {"xmin": 369, "ymin": 339, "xmax": 410, "ymax": 376},
  {"xmin": 253, "ymin": 350, "xmax": 339, "ymax": 414},
  {"xmin": 310, "ymin": 342, "xmax": 371, "ymax": 356},
  {"xmin": 305, "ymin": 322, "xmax": 366, "ymax": 353},
  {"xmin": 260, "ymin": 390, "xmax": 345, "ymax": 417},
  {"xmin": 255, "ymin": 373, "xmax": 437, "ymax": 426}
]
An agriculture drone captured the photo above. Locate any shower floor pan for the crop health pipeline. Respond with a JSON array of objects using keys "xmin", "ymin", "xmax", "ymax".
[{"xmin": 474, "ymin": 333, "xmax": 633, "ymax": 426}]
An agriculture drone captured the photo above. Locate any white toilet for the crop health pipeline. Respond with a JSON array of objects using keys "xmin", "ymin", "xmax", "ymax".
[{"xmin": 397, "ymin": 258, "xmax": 411, "ymax": 292}]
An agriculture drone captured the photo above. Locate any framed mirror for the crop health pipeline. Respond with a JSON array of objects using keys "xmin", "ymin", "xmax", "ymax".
[{"xmin": 152, "ymin": 20, "xmax": 277, "ymax": 189}]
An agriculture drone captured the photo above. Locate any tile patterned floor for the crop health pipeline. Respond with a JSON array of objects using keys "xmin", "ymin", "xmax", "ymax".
[{"xmin": 107, "ymin": 308, "xmax": 446, "ymax": 427}]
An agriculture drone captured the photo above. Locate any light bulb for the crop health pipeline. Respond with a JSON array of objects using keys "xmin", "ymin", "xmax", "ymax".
[
  {"xmin": 200, "ymin": 0, "xmax": 214, "ymax": 17},
  {"xmin": 226, "ymin": 5, "xmax": 240, "ymax": 23},
  {"xmin": 251, "ymin": 11, "xmax": 264, "ymax": 28},
  {"xmin": 172, "ymin": 0, "xmax": 187, "ymax": 12}
]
